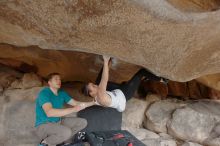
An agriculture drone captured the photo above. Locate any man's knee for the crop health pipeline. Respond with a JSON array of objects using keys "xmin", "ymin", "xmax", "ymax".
[
  {"xmin": 76, "ymin": 118, "xmax": 87, "ymax": 130},
  {"xmin": 35, "ymin": 125, "xmax": 47, "ymax": 142},
  {"xmin": 81, "ymin": 119, "xmax": 87, "ymax": 128},
  {"xmin": 60, "ymin": 127, "xmax": 72, "ymax": 141},
  {"xmin": 214, "ymin": 124, "xmax": 220, "ymax": 134}
]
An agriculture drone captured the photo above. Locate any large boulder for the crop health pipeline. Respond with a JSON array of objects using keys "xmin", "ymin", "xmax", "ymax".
[
  {"xmin": 167, "ymin": 0, "xmax": 220, "ymax": 12},
  {"xmin": 122, "ymin": 97, "xmax": 149, "ymax": 128},
  {"xmin": 1, "ymin": 87, "xmax": 43, "ymax": 145},
  {"xmin": 0, "ymin": 86, "xmax": 3, "ymax": 95},
  {"xmin": 142, "ymin": 137, "xmax": 177, "ymax": 146},
  {"xmin": 4, "ymin": 87, "xmax": 43, "ymax": 101},
  {"xmin": 0, "ymin": 44, "xmax": 140, "ymax": 83},
  {"xmin": 204, "ymin": 122, "xmax": 220, "ymax": 146},
  {"xmin": 0, "ymin": 72, "xmax": 16, "ymax": 89},
  {"xmin": 167, "ymin": 100, "xmax": 220, "ymax": 144},
  {"xmin": 181, "ymin": 142, "xmax": 202, "ymax": 146},
  {"xmin": 0, "ymin": 96, "xmax": 38, "ymax": 146},
  {"xmin": 144, "ymin": 99, "xmax": 185, "ymax": 133},
  {"xmin": 197, "ymin": 73, "xmax": 220, "ymax": 92},
  {"xmin": 204, "ymin": 137, "xmax": 220, "ymax": 146},
  {"xmin": 62, "ymin": 82, "xmax": 93, "ymax": 102},
  {"xmin": 145, "ymin": 94, "xmax": 162, "ymax": 104},
  {"xmin": 0, "ymin": 96, "xmax": 5, "ymax": 143},
  {"xmin": 21, "ymin": 73, "xmax": 42, "ymax": 89},
  {"xmin": 122, "ymin": 127, "xmax": 160, "ymax": 141},
  {"xmin": 10, "ymin": 73, "xmax": 42, "ymax": 89},
  {"xmin": 143, "ymin": 80, "xmax": 215, "ymax": 100},
  {"xmin": 1, "ymin": 1, "xmax": 220, "ymax": 82}
]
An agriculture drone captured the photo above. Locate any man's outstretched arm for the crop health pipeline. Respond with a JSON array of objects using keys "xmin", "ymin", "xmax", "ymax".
[
  {"xmin": 42, "ymin": 102, "xmax": 82, "ymax": 117},
  {"xmin": 67, "ymin": 99, "xmax": 95, "ymax": 109}
]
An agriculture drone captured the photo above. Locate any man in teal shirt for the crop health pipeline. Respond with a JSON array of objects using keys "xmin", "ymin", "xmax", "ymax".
[{"xmin": 35, "ymin": 73, "xmax": 94, "ymax": 146}]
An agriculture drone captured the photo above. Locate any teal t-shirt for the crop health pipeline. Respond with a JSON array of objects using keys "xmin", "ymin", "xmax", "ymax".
[{"xmin": 35, "ymin": 87, "xmax": 72, "ymax": 127}]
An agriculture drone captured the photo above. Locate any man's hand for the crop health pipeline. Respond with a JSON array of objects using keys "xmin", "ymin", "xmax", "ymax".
[
  {"xmin": 43, "ymin": 103, "xmax": 83, "ymax": 117},
  {"xmin": 73, "ymin": 104, "xmax": 87, "ymax": 112},
  {"xmin": 79, "ymin": 102, "xmax": 95, "ymax": 110},
  {"xmin": 72, "ymin": 105, "xmax": 83, "ymax": 112},
  {"xmin": 79, "ymin": 103, "xmax": 86, "ymax": 110}
]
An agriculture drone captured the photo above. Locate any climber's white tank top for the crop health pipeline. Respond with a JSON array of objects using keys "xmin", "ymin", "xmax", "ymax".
[{"xmin": 106, "ymin": 89, "xmax": 126, "ymax": 112}]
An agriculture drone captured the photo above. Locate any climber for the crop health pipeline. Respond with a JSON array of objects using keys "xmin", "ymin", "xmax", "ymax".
[{"xmin": 83, "ymin": 55, "xmax": 168, "ymax": 112}]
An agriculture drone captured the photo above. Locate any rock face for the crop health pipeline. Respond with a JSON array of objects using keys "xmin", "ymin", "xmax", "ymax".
[
  {"xmin": 0, "ymin": 72, "xmax": 16, "ymax": 89},
  {"xmin": 205, "ymin": 123, "xmax": 220, "ymax": 146},
  {"xmin": 10, "ymin": 73, "xmax": 42, "ymax": 89},
  {"xmin": 181, "ymin": 142, "xmax": 202, "ymax": 146},
  {"xmin": 144, "ymin": 99, "xmax": 185, "ymax": 133},
  {"xmin": 168, "ymin": 107, "xmax": 217, "ymax": 143},
  {"xmin": 0, "ymin": 44, "xmax": 140, "ymax": 83},
  {"xmin": 167, "ymin": 100, "xmax": 220, "ymax": 144},
  {"xmin": 1, "ymin": 85, "xmax": 220, "ymax": 145},
  {"xmin": 167, "ymin": 0, "xmax": 220, "ymax": 12},
  {"xmin": 204, "ymin": 137, "xmax": 220, "ymax": 146},
  {"xmin": 142, "ymin": 98, "xmax": 220, "ymax": 146},
  {"xmin": 142, "ymin": 137, "xmax": 177, "ymax": 146},
  {"xmin": 122, "ymin": 98, "xmax": 149, "ymax": 128},
  {"xmin": 2, "ymin": 100, "xmax": 37, "ymax": 145},
  {"xmin": 197, "ymin": 73, "xmax": 220, "ymax": 91},
  {"xmin": 1, "ymin": 0, "xmax": 220, "ymax": 145},
  {"xmin": 142, "ymin": 79, "xmax": 220, "ymax": 100},
  {"xmin": 0, "ymin": 0, "xmax": 220, "ymax": 82},
  {"xmin": 0, "ymin": 91, "xmax": 39, "ymax": 146}
]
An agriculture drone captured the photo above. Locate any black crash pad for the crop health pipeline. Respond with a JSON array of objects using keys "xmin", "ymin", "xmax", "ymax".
[
  {"xmin": 86, "ymin": 130, "xmax": 146, "ymax": 146},
  {"xmin": 77, "ymin": 105, "xmax": 122, "ymax": 132}
]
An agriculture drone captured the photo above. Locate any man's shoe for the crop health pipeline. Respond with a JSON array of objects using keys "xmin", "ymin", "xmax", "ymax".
[
  {"xmin": 38, "ymin": 143, "xmax": 48, "ymax": 146},
  {"xmin": 61, "ymin": 143, "xmax": 74, "ymax": 146},
  {"xmin": 73, "ymin": 131, "xmax": 86, "ymax": 143},
  {"xmin": 38, "ymin": 139, "xmax": 48, "ymax": 146},
  {"xmin": 56, "ymin": 142, "xmax": 65, "ymax": 146}
]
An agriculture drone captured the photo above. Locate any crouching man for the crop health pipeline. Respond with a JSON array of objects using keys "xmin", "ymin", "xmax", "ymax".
[{"xmin": 35, "ymin": 73, "xmax": 94, "ymax": 146}]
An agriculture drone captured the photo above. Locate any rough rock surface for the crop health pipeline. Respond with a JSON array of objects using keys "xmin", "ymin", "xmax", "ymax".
[
  {"xmin": 168, "ymin": 0, "xmax": 220, "ymax": 12},
  {"xmin": 197, "ymin": 73, "xmax": 220, "ymax": 91},
  {"xmin": 142, "ymin": 137, "xmax": 177, "ymax": 146},
  {"xmin": 3, "ymin": 87, "xmax": 42, "ymax": 101},
  {"xmin": 1, "ymin": 1, "xmax": 220, "ymax": 145},
  {"xmin": 1, "ymin": 86, "xmax": 220, "ymax": 145},
  {"xmin": 10, "ymin": 73, "xmax": 42, "ymax": 89},
  {"xmin": 144, "ymin": 99, "xmax": 185, "ymax": 133},
  {"xmin": 122, "ymin": 97, "xmax": 149, "ymax": 128},
  {"xmin": 204, "ymin": 137, "xmax": 220, "ymax": 146},
  {"xmin": 168, "ymin": 101, "xmax": 220, "ymax": 144},
  {"xmin": 143, "ymin": 79, "xmax": 220, "ymax": 100},
  {"xmin": 181, "ymin": 141, "xmax": 202, "ymax": 146},
  {"xmin": 0, "ymin": 72, "xmax": 16, "ymax": 89},
  {"xmin": 1, "ymin": 0, "xmax": 220, "ymax": 82},
  {"xmin": 122, "ymin": 127, "xmax": 160, "ymax": 141},
  {"xmin": 0, "ymin": 44, "xmax": 140, "ymax": 83},
  {"xmin": 0, "ymin": 93, "xmax": 38, "ymax": 146}
]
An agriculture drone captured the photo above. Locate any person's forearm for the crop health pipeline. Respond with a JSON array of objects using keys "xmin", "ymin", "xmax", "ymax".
[
  {"xmin": 83, "ymin": 101, "xmax": 95, "ymax": 108},
  {"xmin": 99, "ymin": 61, "xmax": 109, "ymax": 88},
  {"xmin": 71, "ymin": 100, "xmax": 94, "ymax": 107},
  {"xmin": 47, "ymin": 107, "xmax": 79, "ymax": 117}
]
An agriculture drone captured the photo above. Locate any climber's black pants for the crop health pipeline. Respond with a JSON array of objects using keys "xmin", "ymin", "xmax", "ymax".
[{"xmin": 95, "ymin": 68, "xmax": 161, "ymax": 101}]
